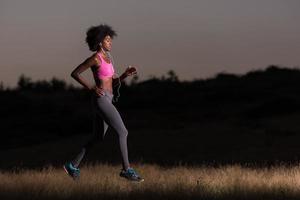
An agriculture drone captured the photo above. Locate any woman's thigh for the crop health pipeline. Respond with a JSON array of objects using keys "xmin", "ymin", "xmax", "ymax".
[{"xmin": 92, "ymin": 94, "xmax": 127, "ymax": 135}]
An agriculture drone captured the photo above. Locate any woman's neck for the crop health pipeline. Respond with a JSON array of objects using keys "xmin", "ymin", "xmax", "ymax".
[{"xmin": 98, "ymin": 48, "xmax": 109, "ymax": 58}]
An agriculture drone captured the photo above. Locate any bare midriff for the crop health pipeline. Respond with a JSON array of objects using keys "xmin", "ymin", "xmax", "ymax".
[{"xmin": 97, "ymin": 77, "xmax": 113, "ymax": 95}]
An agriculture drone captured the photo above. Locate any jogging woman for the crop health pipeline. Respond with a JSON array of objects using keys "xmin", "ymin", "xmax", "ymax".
[{"xmin": 63, "ymin": 23, "xmax": 144, "ymax": 182}]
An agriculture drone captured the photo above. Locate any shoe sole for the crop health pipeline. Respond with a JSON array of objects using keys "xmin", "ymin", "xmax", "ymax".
[
  {"xmin": 63, "ymin": 165, "xmax": 69, "ymax": 175},
  {"xmin": 120, "ymin": 174, "xmax": 145, "ymax": 182}
]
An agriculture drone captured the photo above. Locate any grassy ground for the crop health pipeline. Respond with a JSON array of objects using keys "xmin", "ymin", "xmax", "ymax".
[
  {"xmin": 2, "ymin": 113, "xmax": 300, "ymax": 199},
  {"xmin": 2, "ymin": 162, "xmax": 300, "ymax": 200}
]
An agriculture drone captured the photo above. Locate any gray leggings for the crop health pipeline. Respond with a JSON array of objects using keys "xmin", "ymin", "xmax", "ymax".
[{"xmin": 71, "ymin": 89, "xmax": 130, "ymax": 170}]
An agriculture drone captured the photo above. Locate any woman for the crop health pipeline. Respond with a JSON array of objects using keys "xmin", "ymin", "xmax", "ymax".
[{"xmin": 63, "ymin": 23, "xmax": 144, "ymax": 182}]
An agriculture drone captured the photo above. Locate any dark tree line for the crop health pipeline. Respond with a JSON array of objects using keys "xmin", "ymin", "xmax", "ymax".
[
  {"xmin": 1, "ymin": 65, "xmax": 300, "ymax": 149},
  {"xmin": 9, "ymin": 69, "xmax": 179, "ymax": 92}
]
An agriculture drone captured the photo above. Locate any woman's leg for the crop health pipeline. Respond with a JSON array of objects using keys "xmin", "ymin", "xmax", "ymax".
[
  {"xmin": 93, "ymin": 91, "xmax": 130, "ymax": 170},
  {"xmin": 71, "ymin": 112, "xmax": 109, "ymax": 168},
  {"xmin": 71, "ymin": 91, "xmax": 130, "ymax": 170},
  {"xmin": 70, "ymin": 96, "xmax": 110, "ymax": 168}
]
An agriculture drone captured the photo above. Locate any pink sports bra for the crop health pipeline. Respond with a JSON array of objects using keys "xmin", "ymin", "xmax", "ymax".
[{"xmin": 96, "ymin": 52, "xmax": 115, "ymax": 79}]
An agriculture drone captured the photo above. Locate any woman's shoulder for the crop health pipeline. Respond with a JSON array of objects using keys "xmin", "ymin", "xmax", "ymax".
[{"xmin": 91, "ymin": 52, "xmax": 101, "ymax": 66}]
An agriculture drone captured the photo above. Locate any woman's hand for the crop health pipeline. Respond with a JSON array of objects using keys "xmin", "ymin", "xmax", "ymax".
[
  {"xmin": 125, "ymin": 65, "xmax": 138, "ymax": 77},
  {"xmin": 91, "ymin": 85, "xmax": 105, "ymax": 96}
]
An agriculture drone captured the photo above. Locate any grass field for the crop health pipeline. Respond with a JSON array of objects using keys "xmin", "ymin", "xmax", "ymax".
[
  {"xmin": 2, "ymin": 162, "xmax": 300, "ymax": 200},
  {"xmin": 2, "ymin": 113, "xmax": 300, "ymax": 199}
]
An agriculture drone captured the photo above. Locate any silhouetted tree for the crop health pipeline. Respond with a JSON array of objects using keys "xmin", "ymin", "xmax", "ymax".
[
  {"xmin": 51, "ymin": 77, "xmax": 66, "ymax": 91},
  {"xmin": 160, "ymin": 75, "xmax": 166, "ymax": 81},
  {"xmin": 17, "ymin": 74, "xmax": 33, "ymax": 90},
  {"xmin": 32, "ymin": 80, "xmax": 52, "ymax": 92},
  {"xmin": 215, "ymin": 72, "xmax": 239, "ymax": 80},
  {"xmin": 166, "ymin": 70, "xmax": 179, "ymax": 82}
]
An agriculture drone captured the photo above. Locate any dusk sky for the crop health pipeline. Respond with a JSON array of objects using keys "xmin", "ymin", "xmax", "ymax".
[{"xmin": 1, "ymin": 0, "xmax": 300, "ymax": 88}]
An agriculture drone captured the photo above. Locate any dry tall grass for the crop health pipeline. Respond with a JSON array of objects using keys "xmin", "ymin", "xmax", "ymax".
[{"xmin": 2, "ymin": 162, "xmax": 300, "ymax": 200}]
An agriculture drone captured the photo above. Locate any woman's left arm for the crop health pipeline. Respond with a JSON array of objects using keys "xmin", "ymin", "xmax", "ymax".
[{"xmin": 112, "ymin": 66, "xmax": 137, "ymax": 87}]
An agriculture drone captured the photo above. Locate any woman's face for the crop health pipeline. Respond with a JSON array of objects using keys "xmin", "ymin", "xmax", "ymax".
[{"xmin": 101, "ymin": 35, "xmax": 112, "ymax": 51}]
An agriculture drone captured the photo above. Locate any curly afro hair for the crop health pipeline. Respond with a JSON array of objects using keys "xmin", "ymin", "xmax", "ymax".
[{"xmin": 85, "ymin": 23, "xmax": 117, "ymax": 52}]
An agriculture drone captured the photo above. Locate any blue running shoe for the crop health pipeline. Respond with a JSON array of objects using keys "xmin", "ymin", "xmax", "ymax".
[
  {"xmin": 119, "ymin": 167, "xmax": 144, "ymax": 182},
  {"xmin": 63, "ymin": 162, "xmax": 80, "ymax": 180}
]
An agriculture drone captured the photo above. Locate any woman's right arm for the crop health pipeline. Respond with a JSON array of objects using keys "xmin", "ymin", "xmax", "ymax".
[{"xmin": 71, "ymin": 55, "xmax": 98, "ymax": 90}]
